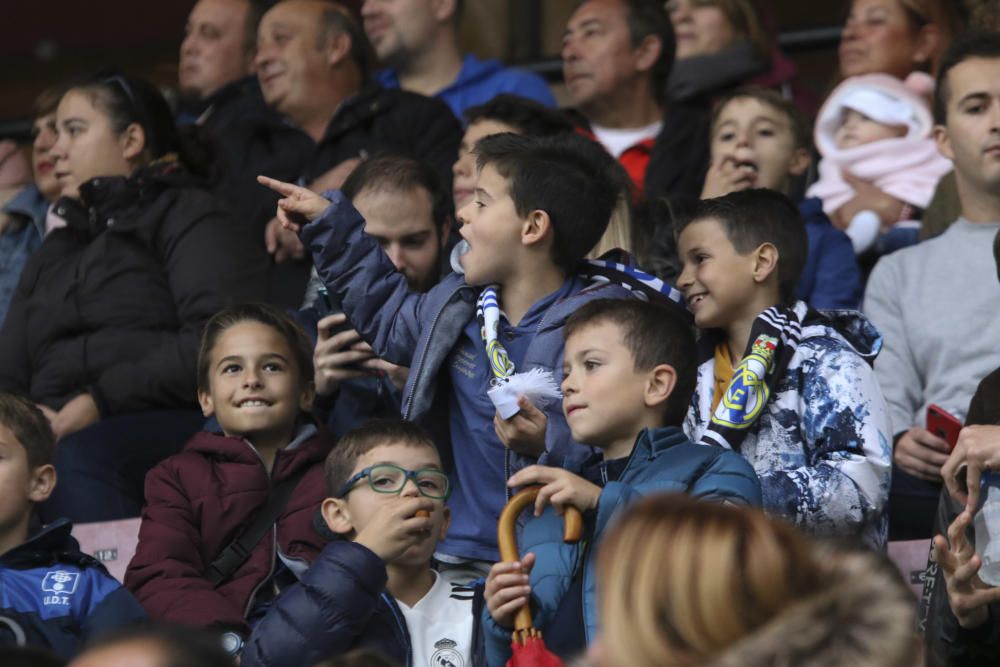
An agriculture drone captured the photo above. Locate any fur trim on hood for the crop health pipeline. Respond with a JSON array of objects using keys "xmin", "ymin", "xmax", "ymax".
[{"xmin": 703, "ymin": 546, "xmax": 919, "ymax": 667}]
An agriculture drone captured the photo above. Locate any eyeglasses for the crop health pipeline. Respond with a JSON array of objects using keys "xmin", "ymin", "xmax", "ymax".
[{"xmin": 337, "ymin": 464, "xmax": 451, "ymax": 500}]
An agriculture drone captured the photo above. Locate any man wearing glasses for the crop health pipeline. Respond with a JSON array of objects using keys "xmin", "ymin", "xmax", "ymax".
[{"xmin": 240, "ymin": 419, "xmax": 484, "ymax": 667}]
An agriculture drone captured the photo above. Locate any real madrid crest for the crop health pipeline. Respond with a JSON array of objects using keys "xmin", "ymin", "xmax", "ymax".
[{"xmin": 431, "ymin": 637, "xmax": 463, "ymax": 667}]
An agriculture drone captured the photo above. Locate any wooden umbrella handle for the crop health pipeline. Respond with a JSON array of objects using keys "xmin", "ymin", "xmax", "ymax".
[{"xmin": 497, "ymin": 486, "xmax": 584, "ymax": 633}]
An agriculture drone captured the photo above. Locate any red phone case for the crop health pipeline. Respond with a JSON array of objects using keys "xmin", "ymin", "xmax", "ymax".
[{"xmin": 927, "ymin": 404, "xmax": 962, "ymax": 450}]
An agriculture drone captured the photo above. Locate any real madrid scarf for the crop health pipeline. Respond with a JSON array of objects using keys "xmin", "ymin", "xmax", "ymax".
[
  {"xmin": 699, "ymin": 302, "xmax": 815, "ymax": 452},
  {"xmin": 476, "ymin": 286, "xmax": 514, "ymax": 382}
]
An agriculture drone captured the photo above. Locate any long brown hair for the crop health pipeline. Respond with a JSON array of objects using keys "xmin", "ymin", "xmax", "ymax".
[{"xmin": 596, "ymin": 494, "xmax": 820, "ymax": 667}]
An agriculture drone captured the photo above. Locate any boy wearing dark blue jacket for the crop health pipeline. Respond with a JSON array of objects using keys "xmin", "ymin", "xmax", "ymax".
[
  {"xmin": 242, "ymin": 420, "xmax": 484, "ymax": 667},
  {"xmin": 258, "ymin": 133, "xmax": 678, "ymax": 566},
  {"xmin": 0, "ymin": 393, "xmax": 145, "ymax": 658},
  {"xmin": 482, "ymin": 299, "xmax": 762, "ymax": 665}
]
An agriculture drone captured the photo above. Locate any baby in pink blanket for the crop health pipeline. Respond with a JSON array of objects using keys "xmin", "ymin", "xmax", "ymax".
[{"xmin": 808, "ymin": 72, "xmax": 953, "ymax": 255}]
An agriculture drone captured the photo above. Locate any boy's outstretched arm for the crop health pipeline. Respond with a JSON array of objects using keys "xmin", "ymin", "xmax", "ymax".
[{"xmin": 260, "ymin": 175, "xmax": 440, "ymax": 369}]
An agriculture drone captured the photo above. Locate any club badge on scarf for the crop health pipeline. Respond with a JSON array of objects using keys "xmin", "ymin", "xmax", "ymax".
[
  {"xmin": 700, "ymin": 304, "xmax": 813, "ymax": 452},
  {"xmin": 712, "ymin": 335, "xmax": 777, "ymax": 428},
  {"xmin": 476, "ymin": 286, "xmax": 561, "ymax": 419}
]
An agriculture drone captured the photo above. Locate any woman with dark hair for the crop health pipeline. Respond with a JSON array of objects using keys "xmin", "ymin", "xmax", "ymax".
[{"xmin": 0, "ymin": 74, "xmax": 268, "ymax": 523}]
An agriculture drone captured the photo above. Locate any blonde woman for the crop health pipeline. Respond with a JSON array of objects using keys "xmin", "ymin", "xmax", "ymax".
[{"xmin": 590, "ymin": 494, "xmax": 919, "ymax": 667}]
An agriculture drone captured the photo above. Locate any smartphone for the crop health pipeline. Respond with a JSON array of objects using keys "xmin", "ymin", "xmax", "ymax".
[
  {"xmin": 927, "ymin": 404, "xmax": 962, "ymax": 451},
  {"xmin": 316, "ymin": 286, "xmax": 352, "ymax": 338}
]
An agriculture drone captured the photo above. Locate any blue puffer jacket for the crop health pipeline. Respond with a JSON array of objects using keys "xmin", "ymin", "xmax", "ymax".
[
  {"xmin": 0, "ymin": 519, "xmax": 146, "ymax": 658},
  {"xmin": 241, "ymin": 540, "xmax": 486, "ymax": 667},
  {"xmin": 482, "ymin": 426, "xmax": 762, "ymax": 666}
]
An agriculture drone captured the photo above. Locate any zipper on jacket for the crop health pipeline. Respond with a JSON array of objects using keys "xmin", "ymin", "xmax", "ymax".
[
  {"xmin": 381, "ymin": 592, "xmax": 412, "ymax": 667},
  {"xmin": 243, "ymin": 524, "xmax": 277, "ymax": 619},
  {"xmin": 402, "ymin": 284, "xmax": 469, "ymax": 420}
]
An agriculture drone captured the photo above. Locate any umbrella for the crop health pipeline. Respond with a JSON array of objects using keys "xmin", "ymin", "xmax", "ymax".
[{"xmin": 497, "ymin": 486, "xmax": 584, "ymax": 667}]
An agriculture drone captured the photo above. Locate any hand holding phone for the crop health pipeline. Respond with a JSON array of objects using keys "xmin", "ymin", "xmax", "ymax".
[{"xmin": 927, "ymin": 404, "xmax": 962, "ymax": 451}]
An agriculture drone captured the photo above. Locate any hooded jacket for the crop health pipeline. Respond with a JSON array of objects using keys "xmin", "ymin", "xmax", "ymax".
[
  {"xmin": 0, "ymin": 519, "xmax": 146, "ymax": 658},
  {"xmin": 482, "ymin": 426, "xmax": 762, "ymax": 667},
  {"xmin": 377, "ymin": 54, "xmax": 556, "ymax": 118},
  {"xmin": 684, "ymin": 305, "xmax": 892, "ymax": 548},
  {"xmin": 241, "ymin": 540, "xmax": 487, "ymax": 667},
  {"xmin": 0, "ymin": 162, "xmax": 269, "ymax": 416},
  {"xmin": 124, "ymin": 423, "xmax": 332, "ymax": 635}
]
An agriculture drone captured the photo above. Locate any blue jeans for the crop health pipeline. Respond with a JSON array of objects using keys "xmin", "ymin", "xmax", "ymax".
[{"xmin": 40, "ymin": 410, "xmax": 206, "ymax": 523}]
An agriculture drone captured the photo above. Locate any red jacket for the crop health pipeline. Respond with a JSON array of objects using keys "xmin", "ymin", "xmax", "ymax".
[{"xmin": 124, "ymin": 424, "xmax": 333, "ymax": 633}]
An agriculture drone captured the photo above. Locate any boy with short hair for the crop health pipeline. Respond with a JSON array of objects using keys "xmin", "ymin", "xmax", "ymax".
[
  {"xmin": 482, "ymin": 298, "xmax": 761, "ymax": 665},
  {"xmin": 677, "ymin": 189, "xmax": 892, "ymax": 547},
  {"xmin": 0, "ymin": 393, "xmax": 145, "ymax": 659},
  {"xmin": 258, "ymin": 132, "xmax": 676, "ymax": 565},
  {"xmin": 241, "ymin": 419, "xmax": 484, "ymax": 667},
  {"xmin": 701, "ymin": 85, "xmax": 861, "ymax": 310}
]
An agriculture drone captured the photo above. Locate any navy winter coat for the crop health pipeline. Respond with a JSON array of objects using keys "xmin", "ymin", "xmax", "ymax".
[{"xmin": 241, "ymin": 540, "xmax": 486, "ymax": 667}]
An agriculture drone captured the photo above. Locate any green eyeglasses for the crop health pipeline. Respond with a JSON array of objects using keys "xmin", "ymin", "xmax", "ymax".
[{"xmin": 336, "ymin": 463, "xmax": 451, "ymax": 500}]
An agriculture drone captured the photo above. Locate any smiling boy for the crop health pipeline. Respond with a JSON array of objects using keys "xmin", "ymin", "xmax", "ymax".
[
  {"xmin": 678, "ymin": 189, "xmax": 891, "ymax": 547},
  {"xmin": 242, "ymin": 420, "xmax": 484, "ymax": 667}
]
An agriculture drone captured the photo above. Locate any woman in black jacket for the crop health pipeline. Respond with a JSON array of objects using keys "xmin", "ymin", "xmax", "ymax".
[{"xmin": 0, "ymin": 74, "xmax": 269, "ymax": 523}]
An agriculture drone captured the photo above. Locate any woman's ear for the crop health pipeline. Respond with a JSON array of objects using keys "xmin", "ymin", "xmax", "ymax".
[
  {"xmin": 120, "ymin": 122, "xmax": 147, "ymax": 162},
  {"xmin": 913, "ymin": 23, "xmax": 941, "ymax": 70},
  {"xmin": 321, "ymin": 497, "xmax": 355, "ymax": 536},
  {"xmin": 752, "ymin": 242, "xmax": 779, "ymax": 284}
]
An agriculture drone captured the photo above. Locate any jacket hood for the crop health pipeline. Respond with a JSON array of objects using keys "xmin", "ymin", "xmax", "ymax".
[
  {"xmin": 803, "ymin": 306, "xmax": 882, "ymax": 363},
  {"xmin": 56, "ymin": 159, "xmax": 199, "ymax": 237},
  {"xmin": 703, "ymin": 547, "xmax": 917, "ymax": 667},
  {"xmin": 815, "ymin": 72, "xmax": 936, "ymax": 156},
  {"xmin": 182, "ymin": 421, "xmax": 328, "ymax": 478}
]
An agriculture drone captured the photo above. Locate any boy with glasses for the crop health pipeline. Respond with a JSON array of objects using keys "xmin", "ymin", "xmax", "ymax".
[{"xmin": 241, "ymin": 419, "xmax": 484, "ymax": 667}]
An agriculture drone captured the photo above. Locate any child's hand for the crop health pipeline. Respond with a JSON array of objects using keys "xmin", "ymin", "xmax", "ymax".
[
  {"xmin": 700, "ymin": 155, "xmax": 756, "ymax": 199},
  {"xmin": 494, "ymin": 396, "xmax": 547, "ymax": 458},
  {"xmin": 485, "ymin": 553, "xmax": 536, "ymax": 630},
  {"xmin": 932, "ymin": 509, "xmax": 1000, "ymax": 629},
  {"xmin": 508, "ymin": 465, "xmax": 601, "ymax": 517},
  {"xmin": 256, "ymin": 175, "xmax": 332, "ymax": 231},
  {"xmin": 353, "ymin": 496, "xmax": 436, "ymax": 563}
]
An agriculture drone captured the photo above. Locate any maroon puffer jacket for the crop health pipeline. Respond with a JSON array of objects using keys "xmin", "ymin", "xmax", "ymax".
[{"xmin": 124, "ymin": 425, "xmax": 333, "ymax": 633}]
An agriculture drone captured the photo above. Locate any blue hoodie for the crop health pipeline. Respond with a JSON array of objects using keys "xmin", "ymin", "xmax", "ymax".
[
  {"xmin": 796, "ymin": 197, "xmax": 862, "ymax": 310},
  {"xmin": 377, "ymin": 54, "xmax": 556, "ymax": 118}
]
